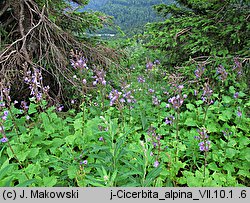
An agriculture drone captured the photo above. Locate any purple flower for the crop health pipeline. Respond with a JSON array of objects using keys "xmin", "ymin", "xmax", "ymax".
[
  {"xmin": 146, "ymin": 61, "xmax": 154, "ymax": 70},
  {"xmin": 152, "ymin": 96, "xmax": 160, "ymax": 106},
  {"xmin": 57, "ymin": 105, "xmax": 64, "ymax": 112},
  {"xmin": 120, "ymin": 98, "xmax": 125, "ymax": 103},
  {"xmin": 197, "ymin": 128, "xmax": 209, "ymax": 139},
  {"xmin": 154, "ymin": 60, "xmax": 160, "ymax": 65},
  {"xmin": 217, "ymin": 65, "xmax": 228, "ymax": 81},
  {"xmin": 194, "ymin": 66, "xmax": 205, "ymax": 78},
  {"xmin": 102, "ymin": 80, "xmax": 106, "ymax": 86},
  {"xmin": 71, "ymin": 57, "xmax": 88, "ymax": 70},
  {"xmin": 1, "ymin": 137, "xmax": 8, "ymax": 143},
  {"xmin": 164, "ymin": 115, "xmax": 175, "ymax": 125},
  {"xmin": 3, "ymin": 111, "xmax": 8, "ymax": 116},
  {"xmin": 21, "ymin": 101, "xmax": 29, "ymax": 110},
  {"xmin": 198, "ymin": 140, "xmax": 210, "ymax": 152},
  {"xmin": 83, "ymin": 160, "xmax": 88, "ymax": 165},
  {"xmin": 178, "ymin": 85, "xmax": 184, "ymax": 89},
  {"xmin": 82, "ymin": 79, "xmax": 87, "ymax": 84},
  {"xmin": 99, "ymin": 137, "xmax": 104, "ymax": 141},
  {"xmin": 237, "ymin": 110, "xmax": 242, "ymax": 117},
  {"xmin": 148, "ymin": 89, "xmax": 155, "ymax": 93},
  {"xmin": 137, "ymin": 76, "xmax": 145, "ymax": 83},
  {"xmin": 109, "ymin": 89, "xmax": 122, "ymax": 106},
  {"xmin": 168, "ymin": 95, "xmax": 184, "ymax": 109},
  {"xmin": 234, "ymin": 92, "xmax": 239, "ymax": 99},
  {"xmin": 153, "ymin": 161, "xmax": 159, "ymax": 168},
  {"xmin": 194, "ymin": 90, "xmax": 198, "ymax": 96},
  {"xmin": 2, "ymin": 111, "xmax": 9, "ymax": 121}
]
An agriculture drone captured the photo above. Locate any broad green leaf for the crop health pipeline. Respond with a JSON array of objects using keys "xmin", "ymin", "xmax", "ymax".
[
  {"xmin": 184, "ymin": 117, "xmax": 197, "ymax": 126},
  {"xmin": 43, "ymin": 176, "xmax": 57, "ymax": 187},
  {"xmin": 67, "ymin": 165, "xmax": 79, "ymax": 179},
  {"xmin": 16, "ymin": 179, "xmax": 36, "ymax": 187}
]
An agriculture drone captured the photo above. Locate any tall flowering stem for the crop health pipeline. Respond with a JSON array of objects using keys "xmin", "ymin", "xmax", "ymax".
[
  {"xmin": 147, "ymin": 126, "xmax": 163, "ymax": 168},
  {"xmin": 195, "ymin": 128, "xmax": 211, "ymax": 182},
  {"xmin": 0, "ymin": 84, "xmax": 21, "ymax": 137},
  {"xmin": 70, "ymin": 50, "xmax": 89, "ymax": 136},
  {"xmin": 167, "ymin": 83, "xmax": 186, "ymax": 161}
]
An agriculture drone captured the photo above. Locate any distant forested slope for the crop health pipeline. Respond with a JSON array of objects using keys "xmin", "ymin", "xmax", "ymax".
[{"xmin": 77, "ymin": 0, "xmax": 175, "ymax": 35}]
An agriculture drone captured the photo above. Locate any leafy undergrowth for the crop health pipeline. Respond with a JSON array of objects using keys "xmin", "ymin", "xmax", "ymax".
[{"xmin": 0, "ymin": 56, "xmax": 249, "ymax": 187}]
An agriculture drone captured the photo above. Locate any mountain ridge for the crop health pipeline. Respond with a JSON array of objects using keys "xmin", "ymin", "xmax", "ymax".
[{"xmin": 79, "ymin": 0, "xmax": 175, "ymax": 36}]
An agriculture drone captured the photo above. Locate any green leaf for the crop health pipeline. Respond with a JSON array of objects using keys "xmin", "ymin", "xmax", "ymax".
[
  {"xmin": 28, "ymin": 148, "xmax": 40, "ymax": 158},
  {"xmin": 184, "ymin": 117, "xmax": 197, "ymax": 126},
  {"xmin": 223, "ymin": 163, "xmax": 235, "ymax": 173},
  {"xmin": 0, "ymin": 164, "xmax": 14, "ymax": 180},
  {"xmin": 222, "ymin": 96, "xmax": 232, "ymax": 104},
  {"xmin": 195, "ymin": 100, "xmax": 204, "ymax": 106},
  {"xmin": 110, "ymin": 170, "xmax": 118, "ymax": 184},
  {"xmin": 186, "ymin": 103, "xmax": 195, "ymax": 111},
  {"xmin": 16, "ymin": 179, "xmax": 36, "ymax": 187},
  {"xmin": 43, "ymin": 176, "xmax": 57, "ymax": 187},
  {"xmin": 206, "ymin": 122, "xmax": 219, "ymax": 132},
  {"xmin": 144, "ymin": 166, "xmax": 162, "ymax": 186},
  {"xmin": 28, "ymin": 103, "xmax": 38, "ymax": 114},
  {"xmin": 225, "ymin": 148, "xmax": 238, "ymax": 159},
  {"xmin": 208, "ymin": 162, "xmax": 220, "ymax": 172},
  {"xmin": 67, "ymin": 165, "xmax": 79, "ymax": 179}
]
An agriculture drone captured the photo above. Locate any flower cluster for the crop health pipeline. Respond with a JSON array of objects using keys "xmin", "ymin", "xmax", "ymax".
[
  {"xmin": 194, "ymin": 128, "xmax": 211, "ymax": 152},
  {"xmin": 167, "ymin": 84, "xmax": 186, "ymax": 109},
  {"xmin": 92, "ymin": 68, "xmax": 106, "ymax": 86},
  {"xmin": 152, "ymin": 95, "xmax": 160, "ymax": 106},
  {"xmin": 0, "ymin": 85, "xmax": 11, "ymax": 107},
  {"xmin": 75, "ymin": 153, "xmax": 88, "ymax": 167},
  {"xmin": 154, "ymin": 60, "xmax": 160, "ymax": 65},
  {"xmin": 109, "ymin": 83, "xmax": 136, "ymax": 107},
  {"xmin": 1, "ymin": 110, "xmax": 8, "ymax": 121},
  {"xmin": 121, "ymin": 90, "xmax": 136, "ymax": 104},
  {"xmin": 168, "ymin": 95, "xmax": 184, "ymax": 109},
  {"xmin": 198, "ymin": 141, "xmax": 211, "ymax": 152},
  {"xmin": 56, "ymin": 105, "xmax": 64, "ymax": 112},
  {"xmin": 20, "ymin": 101, "xmax": 29, "ymax": 112},
  {"xmin": 108, "ymin": 89, "xmax": 122, "ymax": 106},
  {"xmin": 70, "ymin": 50, "xmax": 88, "ymax": 70},
  {"xmin": 194, "ymin": 65, "xmax": 205, "ymax": 78},
  {"xmin": 148, "ymin": 88, "xmax": 155, "ymax": 94},
  {"xmin": 0, "ymin": 136, "xmax": 8, "ymax": 143},
  {"xmin": 217, "ymin": 65, "xmax": 228, "ymax": 81},
  {"xmin": 24, "ymin": 68, "xmax": 49, "ymax": 102},
  {"xmin": 164, "ymin": 115, "xmax": 175, "ymax": 125},
  {"xmin": 234, "ymin": 92, "xmax": 239, "ymax": 99},
  {"xmin": 146, "ymin": 60, "xmax": 160, "ymax": 71},
  {"xmin": 147, "ymin": 126, "xmax": 164, "ymax": 167},
  {"xmin": 233, "ymin": 58, "xmax": 242, "ymax": 76},
  {"xmin": 137, "ymin": 76, "xmax": 145, "ymax": 83},
  {"xmin": 146, "ymin": 61, "xmax": 154, "ymax": 70},
  {"xmin": 201, "ymin": 82, "xmax": 213, "ymax": 105},
  {"xmin": 237, "ymin": 108, "xmax": 242, "ymax": 117}
]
